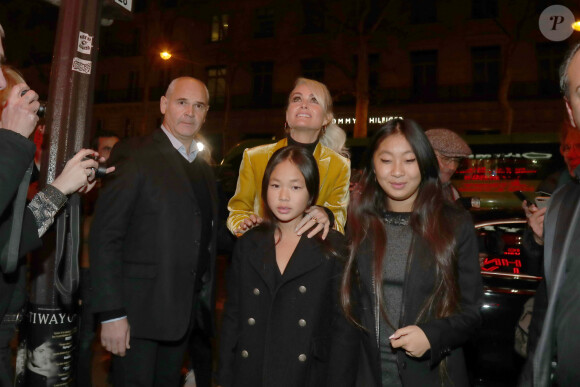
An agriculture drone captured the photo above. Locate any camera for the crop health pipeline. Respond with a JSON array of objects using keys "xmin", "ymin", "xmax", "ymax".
[
  {"xmin": 83, "ymin": 155, "xmax": 108, "ymax": 178},
  {"xmin": 20, "ymin": 89, "xmax": 47, "ymax": 118}
]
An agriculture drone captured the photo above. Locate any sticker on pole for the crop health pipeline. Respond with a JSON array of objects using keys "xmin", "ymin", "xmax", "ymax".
[
  {"xmin": 114, "ymin": 0, "xmax": 133, "ymax": 12},
  {"xmin": 77, "ymin": 32, "xmax": 93, "ymax": 55},
  {"xmin": 71, "ymin": 57, "xmax": 92, "ymax": 75}
]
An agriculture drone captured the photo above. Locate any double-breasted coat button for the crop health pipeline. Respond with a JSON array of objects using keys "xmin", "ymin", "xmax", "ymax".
[
  {"xmin": 298, "ymin": 319, "xmax": 306, "ymax": 327},
  {"xmin": 241, "ymin": 350, "xmax": 249, "ymax": 358},
  {"xmin": 298, "ymin": 285, "xmax": 307, "ymax": 294},
  {"xmin": 248, "ymin": 318, "xmax": 256, "ymax": 326},
  {"xmin": 298, "ymin": 354, "xmax": 307, "ymax": 362},
  {"xmin": 253, "ymin": 288, "xmax": 260, "ymax": 295}
]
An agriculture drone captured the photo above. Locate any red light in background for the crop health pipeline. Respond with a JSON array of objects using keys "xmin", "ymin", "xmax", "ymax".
[
  {"xmin": 481, "ymin": 257, "xmax": 523, "ymax": 274},
  {"xmin": 504, "ymin": 248, "xmax": 521, "ymax": 256}
]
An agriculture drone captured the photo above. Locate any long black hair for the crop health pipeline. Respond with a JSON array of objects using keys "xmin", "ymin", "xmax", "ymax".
[{"xmin": 341, "ymin": 118, "xmax": 461, "ymax": 326}]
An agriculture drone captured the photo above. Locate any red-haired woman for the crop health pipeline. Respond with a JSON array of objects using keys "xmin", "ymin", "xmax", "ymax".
[{"xmin": 340, "ymin": 119, "xmax": 483, "ymax": 386}]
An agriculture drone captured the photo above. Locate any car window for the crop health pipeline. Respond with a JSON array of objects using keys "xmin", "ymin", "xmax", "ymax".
[{"xmin": 475, "ymin": 220, "xmax": 541, "ymax": 278}]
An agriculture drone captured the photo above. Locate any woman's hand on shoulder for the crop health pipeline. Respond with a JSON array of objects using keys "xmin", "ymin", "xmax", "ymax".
[
  {"xmin": 389, "ymin": 325, "xmax": 431, "ymax": 358},
  {"xmin": 233, "ymin": 214, "xmax": 263, "ymax": 236},
  {"xmin": 296, "ymin": 205, "xmax": 330, "ymax": 239}
]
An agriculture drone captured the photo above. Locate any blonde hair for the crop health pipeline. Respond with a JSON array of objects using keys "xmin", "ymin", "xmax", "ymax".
[
  {"xmin": 291, "ymin": 77, "xmax": 349, "ymax": 158},
  {"xmin": 0, "ymin": 66, "xmax": 25, "ymax": 115}
]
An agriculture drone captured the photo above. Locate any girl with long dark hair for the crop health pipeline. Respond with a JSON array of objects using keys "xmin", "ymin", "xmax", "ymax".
[
  {"xmin": 217, "ymin": 146, "xmax": 349, "ymax": 387},
  {"xmin": 340, "ymin": 119, "xmax": 482, "ymax": 386}
]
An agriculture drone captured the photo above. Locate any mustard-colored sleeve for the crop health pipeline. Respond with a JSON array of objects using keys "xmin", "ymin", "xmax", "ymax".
[
  {"xmin": 321, "ymin": 158, "xmax": 350, "ymax": 234},
  {"xmin": 227, "ymin": 149, "xmax": 257, "ymax": 235}
]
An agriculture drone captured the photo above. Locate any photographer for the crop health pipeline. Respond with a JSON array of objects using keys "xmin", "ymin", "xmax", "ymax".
[{"xmin": 0, "ymin": 24, "xmax": 114, "ymax": 385}]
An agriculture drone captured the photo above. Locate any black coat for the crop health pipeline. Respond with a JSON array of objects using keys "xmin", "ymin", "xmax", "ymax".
[
  {"xmin": 353, "ymin": 210, "xmax": 483, "ymax": 387},
  {"xmin": 217, "ymin": 227, "xmax": 353, "ymax": 387},
  {"xmin": 89, "ymin": 129, "xmax": 218, "ymax": 341},
  {"xmin": 0, "ymin": 129, "xmax": 42, "ymax": 319}
]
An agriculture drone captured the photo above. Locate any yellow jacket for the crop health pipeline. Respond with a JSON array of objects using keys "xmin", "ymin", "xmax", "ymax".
[{"xmin": 227, "ymin": 138, "xmax": 350, "ymax": 235}]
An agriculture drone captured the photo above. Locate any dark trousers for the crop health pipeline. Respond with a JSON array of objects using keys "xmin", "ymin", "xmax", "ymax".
[
  {"xmin": 77, "ymin": 268, "xmax": 96, "ymax": 387},
  {"xmin": 111, "ymin": 333, "xmax": 190, "ymax": 387}
]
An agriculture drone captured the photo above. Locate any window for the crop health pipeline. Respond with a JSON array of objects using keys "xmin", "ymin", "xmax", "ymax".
[
  {"xmin": 301, "ymin": 58, "xmax": 325, "ymax": 81},
  {"xmin": 411, "ymin": 50, "xmax": 438, "ymax": 99},
  {"xmin": 251, "ymin": 61, "xmax": 274, "ymax": 106},
  {"xmin": 159, "ymin": 67, "xmax": 172, "ymax": 90},
  {"xmin": 302, "ymin": 1, "xmax": 325, "ymax": 34},
  {"xmin": 128, "ymin": 70, "xmax": 140, "ymax": 101},
  {"xmin": 254, "ymin": 8, "xmax": 274, "ymax": 38},
  {"xmin": 211, "ymin": 14, "xmax": 229, "ymax": 42},
  {"xmin": 207, "ymin": 66, "xmax": 227, "ymax": 107},
  {"xmin": 472, "ymin": 0, "xmax": 498, "ymax": 19},
  {"xmin": 353, "ymin": 54, "xmax": 381, "ymax": 89},
  {"xmin": 410, "ymin": 0, "xmax": 436, "ymax": 24},
  {"xmin": 99, "ymin": 73, "xmax": 110, "ymax": 92},
  {"xmin": 537, "ymin": 42, "xmax": 568, "ymax": 95},
  {"xmin": 472, "ymin": 46, "xmax": 500, "ymax": 97}
]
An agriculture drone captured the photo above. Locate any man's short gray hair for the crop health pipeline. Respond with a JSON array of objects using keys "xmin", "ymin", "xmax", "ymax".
[{"xmin": 559, "ymin": 42, "xmax": 580, "ymax": 97}]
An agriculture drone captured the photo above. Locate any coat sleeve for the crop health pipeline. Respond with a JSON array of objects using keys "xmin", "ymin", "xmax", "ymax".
[
  {"xmin": 419, "ymin": 214, "xmax": 483, "ymax": 367},
  {"xmin": 226, "ymin": 148, "xmax": 257, "ymax": 235},
  {"xmin": 321, "ymin": 157, "xmax": 350, "ymax": 234},
  {"xmin": 216, "ymin": 236, "xmax": 244, "ymax": 386},
  {"xmin": 89, "ymin": 141, "xmax": 141, "ymax": 316},
  {"xmin": 0, "ymin": 129, "xmax": 35, "ymax": 217}
]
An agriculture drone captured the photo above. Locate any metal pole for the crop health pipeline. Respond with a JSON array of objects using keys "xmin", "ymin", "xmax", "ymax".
[{"xmin": 19, "ymin": 0, "xmax": 103, "ymax": 385}]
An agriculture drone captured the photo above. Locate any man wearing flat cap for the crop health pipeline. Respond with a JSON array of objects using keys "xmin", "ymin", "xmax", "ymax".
[{"xmin": 426, "ymin": 128, "xmax": 472, "ymax": 201}]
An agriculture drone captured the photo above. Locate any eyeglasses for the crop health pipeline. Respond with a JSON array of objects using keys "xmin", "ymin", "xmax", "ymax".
[{"xmin": 561, "ymin": 143, "xmax": 580, "ymax": 154}]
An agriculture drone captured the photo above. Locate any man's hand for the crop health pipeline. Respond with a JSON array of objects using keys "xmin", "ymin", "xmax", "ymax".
[
  {"xmin": 51, "ymin": 149, "xmax": 115, "ymax": 195},
  {"xmin": 0, "ymin": 83, "xmax": 40, "ymax": 138},
  {"xmin": 101, "ymin": 318, "xmax": 131, "ymax": 357},
  {"xmin": 389, "ymin": 325, "xmax": 431, "ymax": 358},
  {"xmin": 524, "ymin": 202, "xmax": 546, "ymax": 245},
  {"xmin": 295, "ymin": 206, "xmax": 330, "ymax": 239}
]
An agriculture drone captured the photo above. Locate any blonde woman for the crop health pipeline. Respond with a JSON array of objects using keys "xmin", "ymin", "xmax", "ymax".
[{"xmin": 227, "ymin": 77, "xmax": 350, "ymax": 238}]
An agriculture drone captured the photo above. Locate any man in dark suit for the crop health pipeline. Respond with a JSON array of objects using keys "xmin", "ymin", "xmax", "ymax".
[
  {"xmin": 90, "ymin": 77, "xmax": 218, "ymax": 386},
  {"xmin": 521, "ymin": 43, "xmax": 580, "ymax": 387}
]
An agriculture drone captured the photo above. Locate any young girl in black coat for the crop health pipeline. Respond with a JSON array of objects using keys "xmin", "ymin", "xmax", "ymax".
[
  {"xmin": 217, "ymin": 146, "xmax": 349, "ymax": 387},
  {"xmin": 340, "ymin": 119, "xmax": 483, "ymax": 386}
]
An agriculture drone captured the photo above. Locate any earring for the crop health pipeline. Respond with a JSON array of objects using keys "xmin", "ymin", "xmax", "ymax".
[
  {"xmin": 284, "ymin": 121, "xmax": 289, "ymax": 131},
  {"xmin": 321, "ymin": 125, "xmax": 327, "ymax": 135}
]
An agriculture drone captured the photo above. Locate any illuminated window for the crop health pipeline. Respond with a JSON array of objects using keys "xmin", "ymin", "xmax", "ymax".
[
  {"xmin": 251, "ymin": 61, "xmax": 273, "ymax": 106},
  {"xmin": 301, "ymin": 58, "xmax": 325, "ymax": 81},
  {"xmin": 211, "ymin": 14, "xmax": 229, "ymax": 42},
  {"xmin": 254, "ymin": 8, "xmax": 274, "ymax": 38},
  {"xmin": 411, "ymin": 50, "xmax": 438, "ymax": 100},
  {"xmin": 207, "ymin": 66, "xmax": 227, "ymax": 107}
]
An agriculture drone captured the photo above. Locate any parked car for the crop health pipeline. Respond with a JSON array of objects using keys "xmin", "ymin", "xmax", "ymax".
[{"xmin": 467, "ymin": 217, "xmax": 540, "ymax": 386}]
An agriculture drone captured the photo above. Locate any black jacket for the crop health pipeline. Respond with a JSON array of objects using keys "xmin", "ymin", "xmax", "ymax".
[
  {"xmin": 0, "ymin": 129, "xmax": 42, "ymax": 319},
  {"xmin": 217, "ymin": 227, "xmax": 353, "ymax": 387},
  {"xmin": 89, "ymin": 129, "xmax": 219, "ymax": 341},
  {"xmin": 353, "ymin": 210, "xmax": 483, "ymax": 386}
]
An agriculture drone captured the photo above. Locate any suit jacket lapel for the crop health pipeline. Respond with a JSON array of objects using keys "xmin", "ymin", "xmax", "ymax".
[
  {"xmin": 280, "ymin": 236, "xmax": 324, "ymax": 284},
  {"xmin": 248, "ymin": 231, "xmax": 278, "ymax": 293},
  {"xmin": 152, "ymin": 129, "xmax": 196, "ymax": 201}
]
